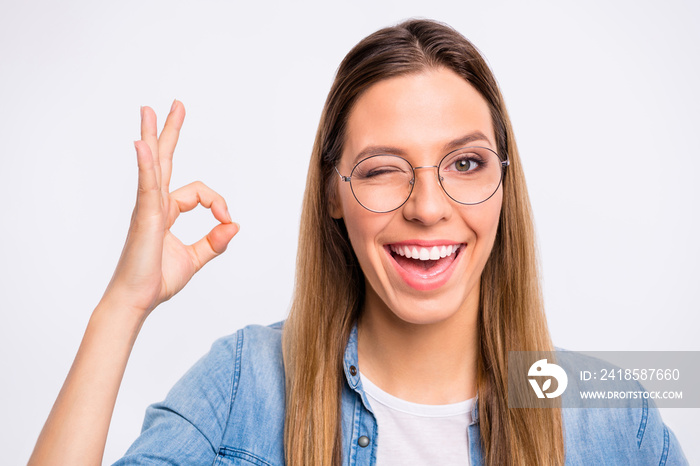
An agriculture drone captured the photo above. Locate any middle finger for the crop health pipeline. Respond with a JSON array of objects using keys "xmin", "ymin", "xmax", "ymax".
[{"xmin": 157, "ymin": 100, "xmax": 185, "ymax": 195}]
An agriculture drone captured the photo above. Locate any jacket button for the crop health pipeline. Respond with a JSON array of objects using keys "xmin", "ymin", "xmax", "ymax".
[
  {"xmin": 350, "ymin": 365, "xmax": 357, "ymax": 376},
  {"xmin": 358, "ymin": 436, "xmax": 370, "ymax": 448}
]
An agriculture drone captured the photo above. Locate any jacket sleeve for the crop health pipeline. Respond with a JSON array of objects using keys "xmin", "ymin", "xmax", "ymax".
[
  {"xmin": 113, "ymin": 332, "xmax": 239, "ymax": 465},
  {"xmin": 640, "ymin": 398, "xmax": 689, "ymax": 465},
  {"xmin": 665, "ymin": 426, "xmax": 688, "ymax": 466}
]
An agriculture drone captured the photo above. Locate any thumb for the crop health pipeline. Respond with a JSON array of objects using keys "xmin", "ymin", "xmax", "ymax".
[{"xmin": 189, "ymin": 222, "xmax": 240, "ymax": 271}]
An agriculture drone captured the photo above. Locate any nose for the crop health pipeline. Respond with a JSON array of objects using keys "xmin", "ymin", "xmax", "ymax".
[{"xmin": 401, "ymin": 166, "xmax": 452, "ymax": 225}]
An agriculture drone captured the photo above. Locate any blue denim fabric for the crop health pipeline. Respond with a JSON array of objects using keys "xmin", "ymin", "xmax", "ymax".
[{"xmin": 114, "ymin": 322, "xmax": 688, "ymax": 465}]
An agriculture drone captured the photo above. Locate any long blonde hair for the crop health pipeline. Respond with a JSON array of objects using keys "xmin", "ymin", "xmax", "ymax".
[{"xmin": 282, "ymin": 19, "xmax": 564, "ymax": 465}]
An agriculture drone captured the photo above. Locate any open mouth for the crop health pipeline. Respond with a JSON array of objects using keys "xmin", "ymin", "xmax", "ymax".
[{"xmin": 385, "ymin": 242, "xmax": 464, "ymax": 290}]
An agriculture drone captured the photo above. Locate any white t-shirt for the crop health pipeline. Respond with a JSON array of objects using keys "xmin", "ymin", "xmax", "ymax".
[{"xmin": 360, "ymin": 372, "xmax": 474, "ymax": 465}]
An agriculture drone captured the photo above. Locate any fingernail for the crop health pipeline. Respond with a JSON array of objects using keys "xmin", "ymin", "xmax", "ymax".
[
  {"xmin": 170, "ymin": 99, "xmax": 177, "ymax": 112},
  {"xmin": 226, "ymin": 208, "xmax": 232, "ymax": 223},
  {"xmin": 140, "ymin": 106, "xmax": 144, "ymax": 119}
]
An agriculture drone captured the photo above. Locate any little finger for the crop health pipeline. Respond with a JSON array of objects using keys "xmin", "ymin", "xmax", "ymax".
[
  {"xmin": 134, "ymin": 141, "xmax": 162, "ymax": 218},
  {"xmin": 140, "ymin": 106, "xmax": 162, "ymax": 190}
]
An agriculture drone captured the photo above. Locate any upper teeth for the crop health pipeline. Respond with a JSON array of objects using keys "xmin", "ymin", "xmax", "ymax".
[{"xmin": 389, "ymin": 244, "xmax": 460, "ymax": 260}]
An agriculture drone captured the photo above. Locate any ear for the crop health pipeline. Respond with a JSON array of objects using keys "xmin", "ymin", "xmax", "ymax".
[{"xmin": 328, "ymin": 192, "xmax": 343, "ymax": 219}]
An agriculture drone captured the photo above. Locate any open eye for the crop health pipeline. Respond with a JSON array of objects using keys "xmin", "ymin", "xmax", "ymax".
[
  {"xmin": 440, "ymin": 147, "xmax": 495, "ymax": 176},
  {"xmin": 443, "ymin": 152, "xmax": 485, "ymax": 174},
  {"xmin": 453, "ymin": 158, "xmax": 479, "ymax": 172}
]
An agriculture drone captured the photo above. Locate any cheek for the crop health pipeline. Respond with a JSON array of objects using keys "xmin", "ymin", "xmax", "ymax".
[
  {"xmin": 340, "ymin": 194, "xmax": 394, "ymax": 268},
  {"xmin": 339, "ymin": 190, "xmax": 371, "ymax": 246},
  {"xmin": 467, "ymin": 191, "xmax": 503, "ymax": 245},
  {"xmin": 343, "ymin": 206, "xmax": 389, "ymax": 254}
]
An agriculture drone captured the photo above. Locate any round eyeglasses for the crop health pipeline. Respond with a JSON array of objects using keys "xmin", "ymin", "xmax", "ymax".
[{"xmin": 334, "ymin": 146, "xmax": 509, "ymax": 213}]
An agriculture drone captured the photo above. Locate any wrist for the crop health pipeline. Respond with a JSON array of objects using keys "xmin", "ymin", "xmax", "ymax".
[{"xmin": 92, "ymin": 295, "xmax": 150, "ymax": 341}]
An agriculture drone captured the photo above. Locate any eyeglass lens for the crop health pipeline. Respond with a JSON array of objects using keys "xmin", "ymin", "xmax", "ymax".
[{"xmin": 348, "ymin": 147, "xmax": 504, "ymax": 213}]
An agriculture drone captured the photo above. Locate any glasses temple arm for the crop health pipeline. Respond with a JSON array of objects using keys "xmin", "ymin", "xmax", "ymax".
[{"xmin": 334, "ymin": 165, "xmax": 351, "ymax": 182}]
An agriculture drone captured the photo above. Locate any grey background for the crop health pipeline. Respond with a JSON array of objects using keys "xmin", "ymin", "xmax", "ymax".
[{"xmin": 1, "ymin": 0, "xmax": 698, "ymax": 463}]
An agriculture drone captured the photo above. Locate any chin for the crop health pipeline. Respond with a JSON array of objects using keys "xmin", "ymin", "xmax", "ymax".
[{"xmin": 378, "ymin": 286, "xmax": 475, "ymax": 327}]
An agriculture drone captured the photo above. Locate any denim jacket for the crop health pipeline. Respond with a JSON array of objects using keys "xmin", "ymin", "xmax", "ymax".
[{"xmin": 115, "ymin": 322, "xmax": 688, "ymax": 465}]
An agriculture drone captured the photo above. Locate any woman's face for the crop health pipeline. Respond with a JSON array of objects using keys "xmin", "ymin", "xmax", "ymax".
[{"xmin": 333, "ymin": 67, "xmax": 503, "ymax": 326}]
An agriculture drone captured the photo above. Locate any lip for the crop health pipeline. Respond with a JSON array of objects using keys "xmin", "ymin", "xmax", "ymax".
[
  {"xmin": 387, "ymin": 239, "xmax": 461, "ymax": 248},
  {"xmin": 384, "ymin": 240, "xmax": 466, "ymax": 291}
]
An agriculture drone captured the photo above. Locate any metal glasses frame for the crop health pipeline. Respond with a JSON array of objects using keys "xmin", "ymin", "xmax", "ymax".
[{"xmin": 334, "ymin": 146, "xmax": 510, "ymax": 213}]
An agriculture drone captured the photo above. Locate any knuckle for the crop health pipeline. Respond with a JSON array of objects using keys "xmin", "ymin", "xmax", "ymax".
[
  {"xmin": 188, "ymin": 244, "xmax": 204, "ymax": 270},
  {"xmin": 130, "ymin": 213, "xmax": 162, "ymax": 233},
  {"xmin": 184, "ymin": 180, "xmax": 202, "ymax": 192},
  {"xmin": 137, "ymin": 184, "xmax": 160, "ymax": 195}
]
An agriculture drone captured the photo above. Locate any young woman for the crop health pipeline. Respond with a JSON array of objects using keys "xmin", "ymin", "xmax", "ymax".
[{"xmin": 30, "ymin": 19, "xmax": 686, "ymax": 465}]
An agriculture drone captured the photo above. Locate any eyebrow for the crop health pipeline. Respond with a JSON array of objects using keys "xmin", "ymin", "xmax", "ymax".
[{"xmin": 351, "ymin": 131, "xmax": 494, "ymax": 166}]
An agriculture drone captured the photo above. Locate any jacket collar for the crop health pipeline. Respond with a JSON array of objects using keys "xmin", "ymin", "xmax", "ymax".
[
  {"xmin": 342, "ymin": 322, "xmax": 480, "ymax": 425},
  {"xmin": 343, "ymin": 324, "xmax": 375, "ymax": 413}
]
